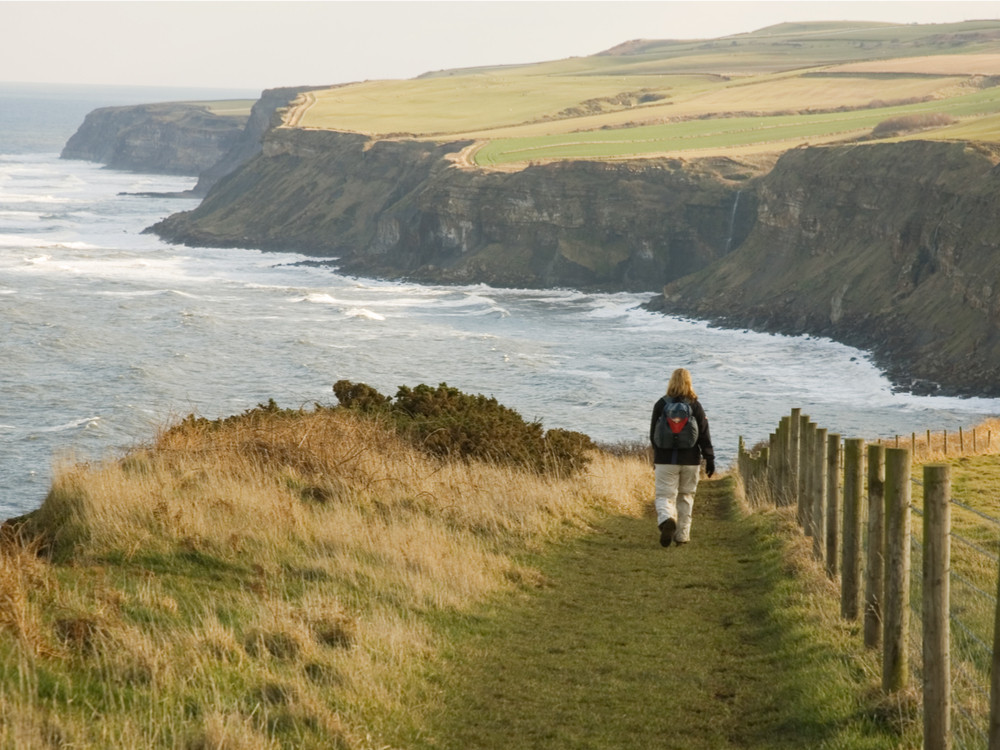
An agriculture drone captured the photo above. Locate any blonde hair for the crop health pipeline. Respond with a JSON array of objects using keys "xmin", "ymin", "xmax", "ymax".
[{"xmin": 666, "ymin": 368, "xmax": 697, "ymax": 400}]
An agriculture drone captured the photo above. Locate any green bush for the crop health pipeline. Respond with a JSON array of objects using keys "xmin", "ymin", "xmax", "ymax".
[
  {"xmin": 331, "ymin": 381, "xmax": 390, "ymax": 413},
  {"xmin": 333, "ymin": 380, "xmax": 593, "ymax": 476},
  {"xmin": 871, "ymin": 112, "xmax": 955, "ymax": 137}
]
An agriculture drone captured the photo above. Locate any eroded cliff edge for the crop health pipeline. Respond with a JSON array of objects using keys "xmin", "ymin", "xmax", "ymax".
[
  {"xmin": 61, "ymin": 87, "xmax": 318, "ymax": 194},
  {"xmin": 149, "ymin": 128, "xmax": 756, "ymax": 291},
  {"xmin": 650, "ymin": 141, "xmax": 1000, "ymax": 397}
]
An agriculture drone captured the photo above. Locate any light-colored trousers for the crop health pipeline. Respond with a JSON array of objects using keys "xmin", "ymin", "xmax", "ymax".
[{"xmin": 654, "ymin": 463, "xmax": 700, "ymax": 543}]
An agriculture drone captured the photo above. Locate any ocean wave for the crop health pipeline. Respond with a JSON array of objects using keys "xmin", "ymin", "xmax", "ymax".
[
  {"xmin": 95, "ymin": 288, "xmax": 199, "ymax": 299},
  {"xmin": 32, "ymin": 416, "xmax": 102, "ymax": 433},
  {"xmin": 0, "ymin": 235, "xmax": 102, "ymax": 252},
  {"xmin": 0, "ymin": 192, "xmax": 74, "ymax": 205},
  {"xmin": 297, "ymin": 292, "xmax": 342, "ymax": 305},
  {"xmin": 338, "ymin": 295, "xmax": 446, "ymax": 309},
  {"xmin": 344, "ymin": 308, "xmax": 386, "ymax": 321},
  {"xmin": 51, "ymin": 241, "xmax": 100, "ymax": 251}
]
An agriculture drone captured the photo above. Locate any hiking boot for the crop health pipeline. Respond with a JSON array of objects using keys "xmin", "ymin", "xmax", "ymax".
[{"xmin": 658, "ymin": 518, "xmax": 677, "ymax": 548}]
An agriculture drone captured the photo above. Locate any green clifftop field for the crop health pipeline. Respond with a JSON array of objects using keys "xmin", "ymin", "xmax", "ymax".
[{"xmin": 288, "ymin": 20, "xmax": 1000, "ymax": 166}]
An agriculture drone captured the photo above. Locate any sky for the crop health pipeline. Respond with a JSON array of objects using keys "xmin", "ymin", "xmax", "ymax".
[{"xmin": 4, "ymin": 1, "xmax": 1000, "ymax": 92}]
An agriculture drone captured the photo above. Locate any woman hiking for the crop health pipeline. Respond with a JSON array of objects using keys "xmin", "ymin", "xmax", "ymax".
[{"xmin": 649, "ymin": 368, "xmax": 715, "ymax": 547}]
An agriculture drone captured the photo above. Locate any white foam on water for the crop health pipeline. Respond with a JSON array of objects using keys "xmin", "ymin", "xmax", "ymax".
[
  {"xmin": 297, "ymin": 292, "xmax": 342, "ymax": 305},
  {"xmin": 31, "ymin": 416, "xmax": 102, "ymax": 434},
  {"xmin": 0, "ymin": 192, "xmax": 75, "ymax": 205},
  {"xmin": 344, "ymin": 308, "xmax": 386, "ymax": 321}
]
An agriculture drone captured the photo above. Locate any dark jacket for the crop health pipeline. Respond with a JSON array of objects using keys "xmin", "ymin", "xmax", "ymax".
[{"xmin": 649, "ymin": 396, "xmax": 714, "ymax": 466}]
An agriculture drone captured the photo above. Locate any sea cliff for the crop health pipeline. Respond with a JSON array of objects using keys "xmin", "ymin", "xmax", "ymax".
[
  {"xmin": 150, "ymin": 127, "xmax": 755, "ymax": 291},
  {"xmin": 61, "ymin": 102, "xmax": 249, "ymax": 176},
  {"xmin": 650, "ymin": 141, "xmax": 1000, "ymax": 397}
]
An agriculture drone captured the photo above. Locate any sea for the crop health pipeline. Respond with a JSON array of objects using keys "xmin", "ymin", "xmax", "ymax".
[{"xmin": 2, "ymin": 81, "xmax": 1000, "ymax": 521}]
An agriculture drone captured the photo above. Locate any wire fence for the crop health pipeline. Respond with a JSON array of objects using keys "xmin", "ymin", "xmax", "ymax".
[
  {"xmin": 737, "ymin": 408, "xmax": 1000, "ymax": 749},
  {"xmin": 912, "ymin": 482, "xmax": 999, "ymax": 749}
]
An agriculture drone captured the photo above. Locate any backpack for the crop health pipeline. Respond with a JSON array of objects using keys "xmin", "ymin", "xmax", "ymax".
[{"xmin": 653, "ymin": 398, "xmax": 699, "ymax": 450}]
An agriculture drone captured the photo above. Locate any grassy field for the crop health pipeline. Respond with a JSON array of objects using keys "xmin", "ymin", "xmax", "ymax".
[
  {"xmin": 473, "ymin": 86, "xmax": 1000, "ymax": 165},
  {"xmin": 286, "ymin": 19, "xmax": 1000, "ymax": 167}
]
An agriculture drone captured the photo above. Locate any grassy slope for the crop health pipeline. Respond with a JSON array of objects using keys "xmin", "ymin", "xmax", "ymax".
[
  {"xmin": 290, "ymin": 20, "xmax": 1000, "ymax": 166},
  {"xmin": 0, "ymin": 406, "xmax": 652, "ymax": 749},
  {"xmin": 423, "ymin": 477, "xmax": 915, "ymax": 750}
]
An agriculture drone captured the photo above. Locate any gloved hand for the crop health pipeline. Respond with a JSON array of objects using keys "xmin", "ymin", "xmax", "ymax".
[{"xmin": 705, "ymin": 458, "xmax": 715, "ymax": 478}]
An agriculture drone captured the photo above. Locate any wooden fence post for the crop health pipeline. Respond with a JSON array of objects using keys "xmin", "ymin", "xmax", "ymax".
[
  {"xmin": 788, "ymin": 408, "xmax": 801, "ymax": 512},
  {"xmin": 774, "ymin": 417, "xmax": 789, "ymax": 505},
  {"xmin": 769, "ymin": 430, "xmax": 779, "ymax": 500},
  {"xmin": 882, "ymin": 447, "xmax": 911, "ymax": 693},
  {"xmin": 923, "ymin": 464, "xmax": 951, "ymax": 750},
  {"xmin": 812, "ymin": 427, "xmax": 828, "ymax": 562},
  {"xmin": 738, "ymin": 435, "xmax": 747, "ymax": 494},
  {"xmin": 842, "ymin": 438, "xmax": 864, "ymax": 619},
  {"xmin": 826, "ymin": 433, "xmax": 841, "ymax": 578},
  {"xmin": 775, "ymin": 415, "xmax": 792, "ymax": 506},
  {"xmin": 989, "ymin": 532, "xmax": 1000, "ymax": 746},
  {"xmin": 799, "ymin": 416, "xmax": 812, "ymax": 531},
  {"xmin": 865, "ymin": 444, "xmax": 886, "ymax": 649}
]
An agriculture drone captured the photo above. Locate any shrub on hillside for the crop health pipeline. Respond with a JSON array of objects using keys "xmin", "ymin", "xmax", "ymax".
[
  {"xmin": 871, "ymin": 112, "xmax": 956, "ymax": 137},
  {"xmin": 333, "ymin": 380, "xmax": 593, "ymax": 476}
]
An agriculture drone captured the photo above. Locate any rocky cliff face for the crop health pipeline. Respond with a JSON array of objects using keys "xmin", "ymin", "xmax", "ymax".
[
  {"xmin": 151, "ymin": 128, "xmax": 754, "ymax": 291},
  {"xmin": 189, "ymin": 86, "xmax": 322, "ymax": 195},
  {"xmin": 652, "ymin": 141, "xmax": 1000, "ymax": 397},
  {"xmin": 61, "ymin": 103, "xmax": 249, "ymax": 176}
]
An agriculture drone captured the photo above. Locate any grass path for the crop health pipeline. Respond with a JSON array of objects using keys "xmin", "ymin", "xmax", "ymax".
[{"xmin": 418, "ymin": 477, "xmax": 912, "ymax": 749}]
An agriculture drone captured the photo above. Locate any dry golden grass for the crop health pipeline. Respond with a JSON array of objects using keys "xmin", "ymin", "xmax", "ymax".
[
  {"xmin": 881, "ymin": 417, "xmax": 1000, "ymax": 463},
  {"xmin": 1, "ymin": 408, "xmax": 652, "ymax": 749},
  {"xmin": 826, "ymin": 54, "xmax": 1000, "ymax": 76}
]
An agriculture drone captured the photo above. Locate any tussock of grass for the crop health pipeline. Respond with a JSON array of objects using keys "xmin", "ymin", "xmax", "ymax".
[
  {"xmin": 0, "ymin": 404, "xmax": 650, "ymax": 749},
  {"xmin": 886, "ymin": 417, "xmax": 1000, "ymax": 462}
]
